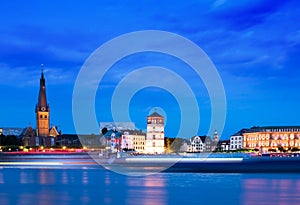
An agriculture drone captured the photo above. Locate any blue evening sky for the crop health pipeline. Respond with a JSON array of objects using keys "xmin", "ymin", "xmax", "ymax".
[{"xmin": 0, "ymin": 0, "xmax": 300, "ymax": 139}]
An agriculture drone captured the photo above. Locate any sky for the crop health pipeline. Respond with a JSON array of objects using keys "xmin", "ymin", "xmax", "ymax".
[{"xmin": 0, "ymin": 0, "xmax": 300, "ymax": 139}]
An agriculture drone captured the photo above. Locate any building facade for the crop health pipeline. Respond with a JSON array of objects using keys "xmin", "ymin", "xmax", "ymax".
[
  {"xmin": 121, "ymin": 131, "xmax": 145, "ymax": 153},
  {"xmin": 218, "ymin": 140, "xmax": 230, "ymax": 151},
  {"xmin": 212, "ymin": 130, "xmax": 219, "ymax": 151},
  {"xmin": 35, "ymin": 70, "xmax": 50, "ymax": 136},
  {"xmin": 230, "ymin": 135, "xmax": 243, "ymax": 150},
  {"xmin": 103, "ymin": 129, "xmax": 122, "ymax": 152},
  {"xmin": 186, "ymin": 136, "xmax": 212, "ymax": 152},
  {"xmin": 242, "ymin": 126, "xmax": 300, "ymax": 153},
  {"xmin": 23, "ymin": 70, "xmax": 59, "ymax": 147},
  {"xmin": 145, "ymin": 112, "xmax": 165, "ymax": 154}
]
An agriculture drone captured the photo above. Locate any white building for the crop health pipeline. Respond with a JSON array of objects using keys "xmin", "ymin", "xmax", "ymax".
[
  {"xmin": 145, "ymin": 112, "xmax": 165, "ymax": 154},
  {"xmin": 230, "ymin": 135, "xmax": 243, "ymax": 150},
  {"xmin": 121, "ymin": 131, "xmax": 145, "ymax": 153},
  {"xmin": 186, "ymin": 136, "xmax": 212, "ymax": 152},
  {"xmin": 219, "ymin": 140, "xmax": 230, "ymax": 151},
  {"xmin": 121, "ymin": 132, "xmax": 134, "ymax": 150}
]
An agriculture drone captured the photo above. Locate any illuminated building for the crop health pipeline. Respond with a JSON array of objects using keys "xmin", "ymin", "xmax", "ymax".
[
  {"xmin": 22, "ymin": 70, "xmax": 59, "ymax": 147},
  {"xmin": 103, "ymin": 129, "xmax": 122, "ymax": 152},
  {"xmin": 35, "ymin": 70, "xmax": 50, "ymax": 136},
  {"xmin": 211, "ymin": 130, "xmax": 220, "ymax": 151},
  {"xmin": 145, "ymin": 111, "xmax": 165, "ymax": 154},
  {"xmin": 186, "ymin": 136, "xmax": 212, "ymax": 152},
  {"xmin": 230, "ymin": 134, "xmax": 243, "ymax": 150},
  {"xmin": 242, "ymin": 126, "xmax": 300, "ymax": 153},
  {"xmin": 121, "ymin": 130, "xmax": 145, "ymax": 153},
  {"xmin": 218, "ymin": 140, "xmax": 230, "ymax": 151}
]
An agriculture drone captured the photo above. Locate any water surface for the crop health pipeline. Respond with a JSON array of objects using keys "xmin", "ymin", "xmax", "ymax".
[{"xmin": 0, "ymin": 167, "xmax": 299, "ymax": 205}]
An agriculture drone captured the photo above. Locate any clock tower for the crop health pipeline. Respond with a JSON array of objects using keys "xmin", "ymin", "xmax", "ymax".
[{"xmin": 35, "ymin": 70, "xmax": 50, "ymax": 136}]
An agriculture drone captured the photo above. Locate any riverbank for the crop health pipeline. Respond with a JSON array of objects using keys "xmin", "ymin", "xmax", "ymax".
[{"xmin": 2, "ymin": 152, "xmax": 300, "ymax": 173}]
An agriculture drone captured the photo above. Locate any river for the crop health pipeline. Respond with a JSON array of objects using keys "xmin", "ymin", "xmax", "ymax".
[{"xmin": 0, "ymin": 166, "xmax": 300, "ymax": 205}]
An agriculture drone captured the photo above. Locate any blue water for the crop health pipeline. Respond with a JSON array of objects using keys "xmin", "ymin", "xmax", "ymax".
[{"xmin": 0, "ymin": 167, "xmax": 300, "ymax": 205}]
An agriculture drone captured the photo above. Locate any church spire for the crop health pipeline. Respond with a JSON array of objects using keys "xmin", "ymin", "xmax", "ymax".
[
  {"xmin": 37, "ymin": 67, "xmax": 48, "ymax": 111},
  {"xmin": 35, "ymin": 66, "xmax": 50, "ymax": 137}
]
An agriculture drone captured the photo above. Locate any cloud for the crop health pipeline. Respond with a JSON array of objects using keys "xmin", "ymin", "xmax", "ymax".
[
  {"xmin": 212, "ymin": 0, "xmax": 227, "ymax": 9},
  {"xmin": 210, "ymin": 0, "xmax": 291, "ymax": 30},
  {"xmin": 0, "ymin": 63, "xmax": 77, "ymax": 87}
]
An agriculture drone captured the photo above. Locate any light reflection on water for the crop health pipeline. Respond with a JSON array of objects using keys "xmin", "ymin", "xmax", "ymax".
[
  {"xmin": 0, "ymin": 168, "xmax": 300, "ymax": 205},
  {"xmin": 125, "ymin": 175, "xmax": 167, "ymax": 205},
  {"xmin": 241, "ymin": 174, "xmax": 300, "ymax": 205}
]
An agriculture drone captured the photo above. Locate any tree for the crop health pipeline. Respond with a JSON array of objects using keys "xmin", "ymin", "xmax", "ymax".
[
  {"xmin": 278, "ymin": 145, "xmax": 285, "ymax": 152},
  {"xmin": 291, "ymin": 147, "xmax": 300, "ymax": 152},
  {"xmin": 0, "ymin": 135, "xmax": 19, "ymax": 146},
  {"xmin": 0, "ymin": 134, "xmax": 5, "ymax": 145},
  {"xmin": 101, "ymin": 128, "xmax": 108, "ymax": 135},
  {"xmin": 164, "ymin": 137, "xmax": 184, "ymax": 153},
  {"xmin": 171, "ymin": 138, "xmax": 184, "ymax": 152}
]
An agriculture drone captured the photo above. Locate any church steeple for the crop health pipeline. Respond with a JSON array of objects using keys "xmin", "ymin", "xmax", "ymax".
[
  {"xmin": 35, "ymin": 68, "xmax": 50, "ymax": 137},
  {"xmin": 36, "ymin": 68, "xmax": 49, "ymax": 111}
]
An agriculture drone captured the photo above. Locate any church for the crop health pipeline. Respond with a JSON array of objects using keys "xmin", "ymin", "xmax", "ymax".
[{"xmin": 22, "ymin": 70, "xmax": 59, "ymax": 147}]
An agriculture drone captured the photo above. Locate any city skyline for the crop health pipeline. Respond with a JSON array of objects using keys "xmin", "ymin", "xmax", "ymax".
[{"xmin": 0, "ymin": 1, "xmax": 300, "ymax": 139}]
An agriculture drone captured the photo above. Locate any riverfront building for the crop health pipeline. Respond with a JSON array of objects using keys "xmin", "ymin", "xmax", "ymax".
[
  {"xmin": 100, "ymin": 122, "xmax": 146, "ymax": 153},
  {"xmin": 23, "ymin": 70, "xmax": 59, "ymax": 147},
  {"xmin": 234, "ymin": 126, "xmax": 300, "ymax": 153},
  {"xmin": 121, "ymin": 130, "xmax": 145, "ymax": 153},
  {"xmin": 186, "ymin": 136, "xmax": 212, "ymax": 152},
  {"xmin": 145, "ymin": 112, "xmax": 165, "ymax": 154},
  {"xmin": 230, "ymin": 133, "xmax": 243, "ymax": 150}
]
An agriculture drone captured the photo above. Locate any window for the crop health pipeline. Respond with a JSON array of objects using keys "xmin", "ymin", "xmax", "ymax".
[
  {"xmin": 152, "ymin": 142, "xmax": 155, "ymax": 147},
  {"xmin": 40, "ymin": 115, "xmax": 43, "ymax": 119},
  {"xmin": 36, "ymin": 137, "xmax": 39, "ymax": 146},
  {"xmin": 45, "ymin": 115, "xmax": 47, "ymax": 119},
  {"xmin": 153, "ymin": 135, "xmax": 155, "ymax": 139}
]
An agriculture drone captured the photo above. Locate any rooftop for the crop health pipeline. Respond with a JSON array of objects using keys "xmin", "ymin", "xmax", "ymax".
[
  {"xmin": 148, "ymin": 111, "xmax": 163, "ymax": 118},
  {"xmin": 234, "ymin": 126, "xmax": 300, "ymax": 135}
]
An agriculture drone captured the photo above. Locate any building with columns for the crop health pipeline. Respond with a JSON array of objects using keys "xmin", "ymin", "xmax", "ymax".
[
  {"xmin": 241, "ymin": 126, "xmax": 300, "ymax": 153},
  {"xmin": 145, "ymin": 111, "xmax": 165, "ymax": 154}
]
